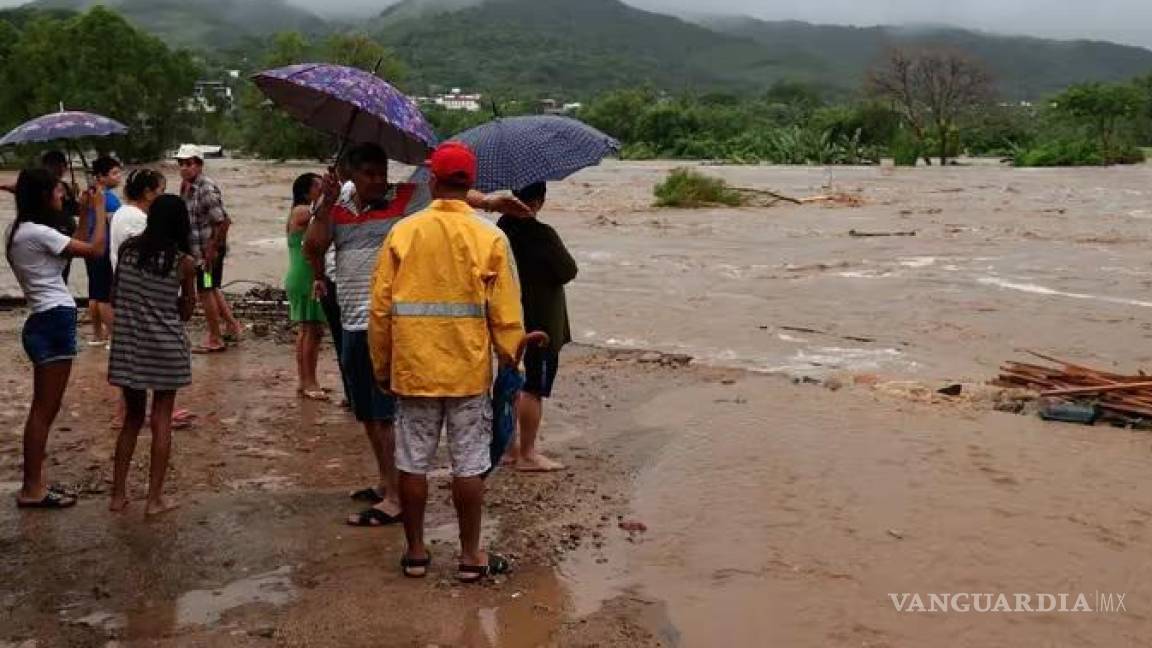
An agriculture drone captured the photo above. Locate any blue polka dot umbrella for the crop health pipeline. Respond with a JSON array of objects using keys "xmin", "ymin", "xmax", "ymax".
[{"xmin": 450, "ymin": 115, "xmax": 619, "ymax": 193}]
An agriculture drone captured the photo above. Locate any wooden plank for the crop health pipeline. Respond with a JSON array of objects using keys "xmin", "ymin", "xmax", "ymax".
[
  {"xmin": 1098, "ymin": 403, "xmax": 1152, "ymax": 418},
  {"xmin": 1041, "ymin": 382, "xmax": 1152, "ymax": 397}
]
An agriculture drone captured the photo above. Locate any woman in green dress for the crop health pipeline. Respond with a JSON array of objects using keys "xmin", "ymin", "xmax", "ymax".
[{"xmin": 286, "ymin": 173, "xmax": 327, "ymax": 399}]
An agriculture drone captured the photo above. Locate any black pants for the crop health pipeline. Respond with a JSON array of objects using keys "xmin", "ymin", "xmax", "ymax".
[{"xmin": 320, "ymin": 276, "xmax": 351, "ymax": 403}]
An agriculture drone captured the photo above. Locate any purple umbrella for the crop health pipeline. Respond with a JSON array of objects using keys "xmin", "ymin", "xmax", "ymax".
[
  {"xmin": 0, "ymin": 111, "xmax": 128, "ymax": 147},
  {"xmin": 0, "ymin": 110, "xmax": 129, "ymax": 185},
  {"xmin": 252, "ymin": 63, "xmax": 437, "ymax": 165}
]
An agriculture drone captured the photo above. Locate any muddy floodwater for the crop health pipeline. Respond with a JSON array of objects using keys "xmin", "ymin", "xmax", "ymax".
[{"xmin": 3, "ymin": 160, "xmax": 1152, "ymax": 646}]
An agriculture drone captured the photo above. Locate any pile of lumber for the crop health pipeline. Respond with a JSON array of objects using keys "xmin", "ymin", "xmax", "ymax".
[{"xmin": 994, "ymin": 351, "xmax": 1152, "ymax": 420}]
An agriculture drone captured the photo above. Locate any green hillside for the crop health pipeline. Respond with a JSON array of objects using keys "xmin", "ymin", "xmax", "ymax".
[
  {"xmin": 374, "ymin": 0, "xmax": 804, "ymax": 96},
  {"xmin": 11, "ymin": 0, "xmax": 1152, "ymax": 99},
  {"xmin": 706, "ymin": 17, "xmax": 1152, "ymax": 99},
  {"xmin": 26, "ymin": 0, "xmax": 326, "ymax": 48},
  {"xmin": 372, "ymin": 0, "xmax": 1152, "ymax": 98}
]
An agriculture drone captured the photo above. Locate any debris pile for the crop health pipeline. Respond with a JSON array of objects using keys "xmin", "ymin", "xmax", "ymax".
[
  {"xmin": 731, "ymin": 188, "xmax": 866, "ymax": 208},
  {"xmin": 225, "ymin": 286, "xmax": 294, "ymax": 343},
  {"xmin": 993, "ymin": 351, "xmax": 1152, "ymax": 426}
]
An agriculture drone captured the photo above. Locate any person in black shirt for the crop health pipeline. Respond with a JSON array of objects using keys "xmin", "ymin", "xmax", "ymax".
[{"xmin": 497, "ymin": 182, "xmax": 576, "ymax": 472}]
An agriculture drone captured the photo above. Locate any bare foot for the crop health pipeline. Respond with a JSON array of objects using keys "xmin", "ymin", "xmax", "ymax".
[
  {"xmin": 375, "ymin": 499, "xmax": 402, "ymax": 518},
  {"xmin": 109, "ymin": 494, "xmax": 130, "ymax": 512},
  {"xmin": 516, "ymin": 454, "xmax": 566, "ymax": 473},
  {"xmin": 145, "ymin": 498, "xmax": 180, "ymax": 517}
]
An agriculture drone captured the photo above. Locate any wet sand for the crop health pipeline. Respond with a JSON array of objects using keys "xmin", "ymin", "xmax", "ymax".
[{"xmin": 3, "ymin": 161, "xmax": 1152, "ymax": 646}]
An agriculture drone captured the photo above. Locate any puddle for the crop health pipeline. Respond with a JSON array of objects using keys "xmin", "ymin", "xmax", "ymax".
[
  {"xmin": 65, "ymin": 610, "xmax": 125, "ymax": 632},
  {"xmin": 59, "ymin": 569, "xmax": 296, "ymax": 638},
  {"xmin": 175, "ymin": 566, "xmax": 296, "ymax": 627}
]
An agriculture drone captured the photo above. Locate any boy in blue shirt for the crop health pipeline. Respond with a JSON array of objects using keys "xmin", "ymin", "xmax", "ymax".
[{"xmin": 79, "ymin": 156, "xmax": 123, "ymax": 345}]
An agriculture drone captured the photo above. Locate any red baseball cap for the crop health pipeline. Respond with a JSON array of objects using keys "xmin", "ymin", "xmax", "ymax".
[{"xmin": 429, "ymin": 142, "xmax": 477, "ymax": 186}]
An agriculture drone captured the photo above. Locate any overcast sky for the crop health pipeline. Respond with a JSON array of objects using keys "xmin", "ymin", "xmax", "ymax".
[
  {"xmin": 2, "ymin": 0, "xmax": 1149, "ymax": 49},
  {"xmin": 627, "ymin": 0, "xmax": 1152, "ymax": 48}
]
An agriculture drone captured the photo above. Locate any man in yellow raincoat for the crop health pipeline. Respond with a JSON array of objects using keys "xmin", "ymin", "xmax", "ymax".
[{"xmin": 369, "ymin": 142, "xmax": 525, "ymax": 583}]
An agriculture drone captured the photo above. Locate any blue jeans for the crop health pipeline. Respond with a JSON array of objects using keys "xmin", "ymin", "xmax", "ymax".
[{"xmin": 22, "ymin": 306, "xmax": 77, "ymax": 366}]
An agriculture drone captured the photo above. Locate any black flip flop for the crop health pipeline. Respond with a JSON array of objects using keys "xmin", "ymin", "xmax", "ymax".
[
  {"xmin": 49, "ymin": 484, "xmax": 78, "ymax": 497},
  {"xmin": 17, "ymin": 491, "xmax": 77, "ymax": 509},
  {"xmin": 346, "ymin": 508, "xmax": 402, "ymax": 527},
  {"xmin": 349, "ymin": 487, "xmax": 384, "ymax": 504},
  {"xmin": 457, "ymin": 553, "xmax": 511, "ymax": 583},
  {"xmin": 400, "ymin": 554, "xmax": 432, "ymax": 578}
]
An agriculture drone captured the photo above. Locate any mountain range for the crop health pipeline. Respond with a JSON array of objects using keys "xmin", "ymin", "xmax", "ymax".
[{"xmin": 13, "ymin": 0, "xmax": 1152, "ymax": 98}]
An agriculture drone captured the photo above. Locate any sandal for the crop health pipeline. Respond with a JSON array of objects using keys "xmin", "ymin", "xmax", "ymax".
[
  {"xmin": 345, "ymin": 508, "xmax": 401, "ymax": 527},
  {"xmin": 400, "ymin": 554, "xmax": 432, "ymax": 578},
  {"xmin": 17, "ymin": 491, "xmax": 77, "ymax": 509},
  {"xmin": 171, "ymin": 409, "xmax": 195, "ymax": 430},
  {"xmin": 300, "ymin": 389, "xmax": 329, "ymax": 402},
  {"xmin": 192, "ymin": 345, "xmax": 227, "ymax": 354},
  {"xmin": 457, "ymin": 553, "xmax": 511, "ymax": 583},
  {"xmin": 349, "ymin": 487, "xmax": 384, "ymax": 504}
]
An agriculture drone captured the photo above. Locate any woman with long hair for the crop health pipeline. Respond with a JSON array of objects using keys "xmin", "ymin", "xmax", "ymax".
[
  {"xmin": 110, "ymin": 169, "xmax": 166, "ymax": 270},
  {"xmin": 6, "ymin": 168, "xmax": 108, "ymax": 509},
  {"xmin": 285, "ymin": 173, "xmax": 327, "ymax": 400},
  {"xmin": 108, "ymin": 194, "xmax": 196, "ymax": 515}
]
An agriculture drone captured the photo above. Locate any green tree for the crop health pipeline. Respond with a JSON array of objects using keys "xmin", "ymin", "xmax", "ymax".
[
  {"xmin": 578, "ymin": 88, "xmax": 657, "ymax": 144},
  {"xmin": 236, "ymin": 31, "xmax": 329, "ymax": 160},
  {"xmin": 1052, "ymin": 82, "xmax": 1146, "ymax": 157},
  {"xmin": 326, "ymin": 33, "xmax": 406, "ymax": 82},
  {"xmin": 0, "ymin": 7, "xmax": 200, "ymax": 161},
  {"xmin": 868, "ymin": 48, "xmax": 993, "ymax": 165}
]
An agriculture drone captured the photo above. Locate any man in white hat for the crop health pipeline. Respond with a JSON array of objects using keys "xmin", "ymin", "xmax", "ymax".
[{"xmin": 176, "ymin": 144, "xmax": 242, "ymax": 352}]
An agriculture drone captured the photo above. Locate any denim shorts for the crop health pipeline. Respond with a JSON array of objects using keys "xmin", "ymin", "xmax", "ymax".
[
  {"xmin": 340, "ymin": 330, "xmax": 396, "ymax": 423},
  {"xmin": 22, "ymin": 306, "xmax": 78, "ymax": 366}
]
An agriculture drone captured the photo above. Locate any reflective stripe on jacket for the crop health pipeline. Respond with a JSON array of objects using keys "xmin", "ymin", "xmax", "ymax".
[{"xmin": 369, "ymin": 199, "xmax": 525, "ymax": 397}]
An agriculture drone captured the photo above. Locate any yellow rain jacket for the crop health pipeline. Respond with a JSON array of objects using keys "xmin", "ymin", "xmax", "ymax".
[{"xmin": 369, "ymin": 199, "xmax": 525, "ymax": 397}]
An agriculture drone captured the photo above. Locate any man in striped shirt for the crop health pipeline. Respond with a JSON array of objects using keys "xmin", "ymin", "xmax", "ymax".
[{"xmin": 305, "ymin": 142, "xmax": 528, "ymax": 526}]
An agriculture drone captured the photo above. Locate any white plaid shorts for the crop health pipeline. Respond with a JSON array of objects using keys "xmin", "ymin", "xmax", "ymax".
[{"xmin": 395, "ymin": 394, "xmax": 492, "ymax": 478}]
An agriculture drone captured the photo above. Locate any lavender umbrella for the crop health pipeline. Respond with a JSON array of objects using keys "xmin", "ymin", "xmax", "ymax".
[
  {"xmin": 252, "ymin": 63, "xmax": 437, "ymax": 165},
  {"xmin": 0, "ymin": 111, "xmax": 128, "ymax": 147}
]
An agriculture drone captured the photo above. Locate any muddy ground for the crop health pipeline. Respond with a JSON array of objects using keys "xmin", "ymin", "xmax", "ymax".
[{"xmin": 2, "ymin": 160, "xmax": 1152, "ymax": 646}]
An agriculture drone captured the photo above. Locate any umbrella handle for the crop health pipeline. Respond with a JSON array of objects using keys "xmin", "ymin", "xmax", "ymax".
[
  {"xmin": 68, "ymin": 140, "xmax": 90, "ymax": 186},
  {"xmin": 516, "ymin": 331, "xmax": 550, "ymax": 365}
]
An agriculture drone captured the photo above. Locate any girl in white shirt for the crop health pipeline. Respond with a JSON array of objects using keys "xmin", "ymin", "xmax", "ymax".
[
  {"xmin": 5, "ymin": 168, "xmax": 109, "ymax": 509},
  {"xmin": 110, "ymin": 169, "xmax": 166, "ymax": 270}
]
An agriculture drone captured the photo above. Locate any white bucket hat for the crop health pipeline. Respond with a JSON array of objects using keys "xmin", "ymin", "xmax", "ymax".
[{"xmin": 174, "ymin": 144, "xmax": 204, "ymax": 161}]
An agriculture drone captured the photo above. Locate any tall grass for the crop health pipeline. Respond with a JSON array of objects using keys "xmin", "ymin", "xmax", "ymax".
[{"xmin": 653, "ymin": 168, "xmax": 745, "ymax": 208}]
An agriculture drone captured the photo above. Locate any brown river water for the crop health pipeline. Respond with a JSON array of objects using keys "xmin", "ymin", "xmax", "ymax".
[{"xmin": 3, "ymin": 160, "xmax": 1152, "ymax": 646}]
